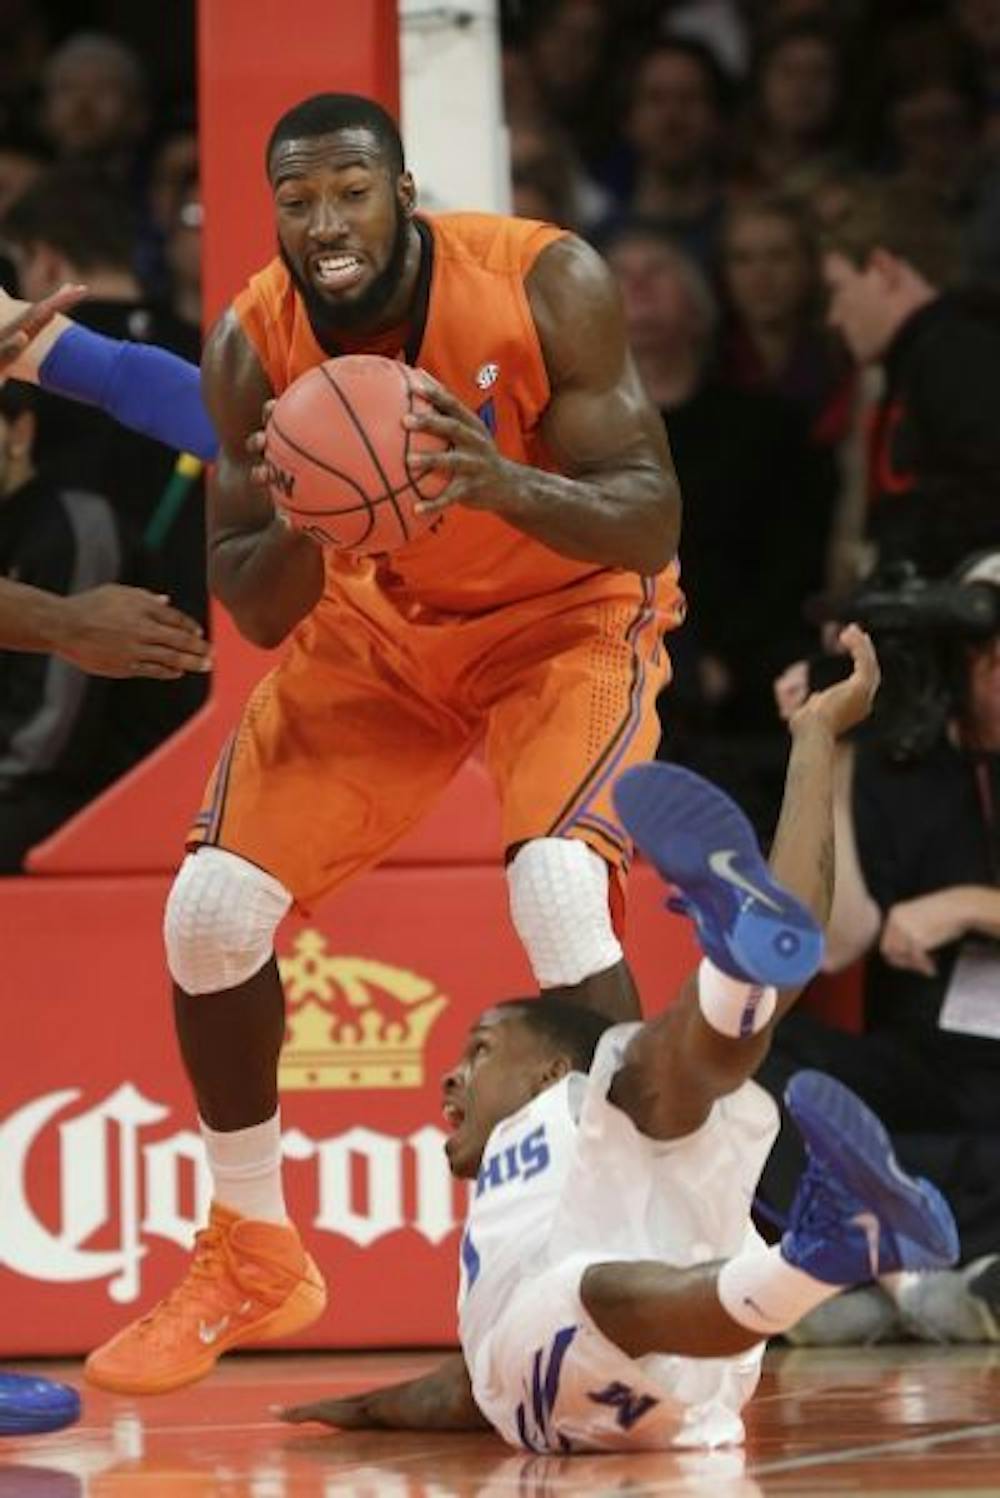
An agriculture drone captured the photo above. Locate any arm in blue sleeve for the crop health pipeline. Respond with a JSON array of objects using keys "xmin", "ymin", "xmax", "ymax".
[{"xmin": 38, "ymin": 322, "xmax": 220, "ymax": 461}]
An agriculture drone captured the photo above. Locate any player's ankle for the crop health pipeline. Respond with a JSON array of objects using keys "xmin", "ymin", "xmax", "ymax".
[
  {"xmin": 717, "ymin": 1246, "xmax": 840, "ymax": 1336},
  {"xmin": 698, "ymin": 958, "xmax": 776, "ymax": 1038},
  {"xmin": 200, "ymin": 1111, "xmax": 288, "ymax": 1223}
]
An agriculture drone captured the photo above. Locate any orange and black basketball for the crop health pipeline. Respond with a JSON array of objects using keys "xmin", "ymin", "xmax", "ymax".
[{"xmin": 263, "ymin": 355, "xmax": 450, "ymax": 553}]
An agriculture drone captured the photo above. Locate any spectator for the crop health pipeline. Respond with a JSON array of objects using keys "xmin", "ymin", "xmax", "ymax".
[
  {"xmin": 786, "ymin": 160, "xmax": 878, "ymax": 234},
  {"xmin": 758, "ymin": 551, "xmax": 1000, "ymax": 1343},
  {"xmin": 2, "ymin": 164, "xmax": 208, "ymax": 760},
  {"xmin": 885, "ymin": 71, "xmax": 985, "ymax": 209},
  {"xmin": 162, "ymin": 193, "xmax": 201, "ymax": 332},
  {"xmin": 720, "ymin": 193, "xmax": 854, "ymax": 450},
  {"xmin": 501, "ymin": 45, "xmax": 546, "ymax": 129},
  {"xmin": 147, "ymin": 125, "xmax": 198, "ymax": 242},
  {"xmin": 610, "ymin": 39, "xmax": 732, "ymax": 273},
  {"xmin": 0, "ymin": 0, "xmax": 51, "ymax": 139},
  {"xmin": 508, "ymin": 119, "xmax": 606, "ymax": 231},
  {"xmin": 953, "ymin": 0, "xmax": 1000, "ymax": 149},
  {"xmin": 146, "ymin": 124, "xmax": 201, "ymax": 327},
  {"xmin": 0, "ymin": 142, "xmax": 45, "ymax": 219},
  {"xmin": 663, "ymin": 0, "xmax": 752, "ymax": 80},
  {"xmin": 734, "ymin": 18, "xmax": 846, "ymax": 193},
  {"xmin": 521, "ymin": 0, "xmax": 616, "ymax": 165},
  {"xmin": 823, "ymin": 186, "xmax": 1000, "ymax": 581},
  {"xmin": 39, "ymin": 32, "xmax": 149, "ymax": 182},
  {"xmin": 604, "ymin": 222, "xmax": 831, "ymax": 828},
  {"xmin": 0, "ymin": 381, "xmax": 144, "ymax": 870}
]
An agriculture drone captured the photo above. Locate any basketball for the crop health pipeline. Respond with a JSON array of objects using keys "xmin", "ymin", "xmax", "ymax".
[{"xmin": 262, "ymin": 355, "xmax": 450, "ymax": 553}]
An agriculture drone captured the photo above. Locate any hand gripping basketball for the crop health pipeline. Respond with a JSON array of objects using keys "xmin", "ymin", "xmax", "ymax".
[{"xmin": 262, "ymin": 355, "xmax": 450, "ymax": 554}]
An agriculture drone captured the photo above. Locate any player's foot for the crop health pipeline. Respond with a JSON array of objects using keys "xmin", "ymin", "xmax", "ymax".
[
  {"xmin": 84, "ymin": 1203, "xmax": 326, "ymax": 1395},
  {"xmin": 781, "ymin": 1070, "xmax": 959, "ymax": 1285},
  {"xmin": 0, "ymin": 1371, "xmax": 80, "ymax": 1435},
  {"xmin": 893, "ymin": 1256, "xmax": 1000, "ymax": 1344},
  {"xmin": 613, "ymin": 762, "xmax": 824, "ymax": 986}
]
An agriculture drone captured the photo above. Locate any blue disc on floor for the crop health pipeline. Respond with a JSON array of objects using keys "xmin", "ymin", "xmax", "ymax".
[{"xmin": 0, "ymin": 1372, "xmax": 81, "ymax": 1436}]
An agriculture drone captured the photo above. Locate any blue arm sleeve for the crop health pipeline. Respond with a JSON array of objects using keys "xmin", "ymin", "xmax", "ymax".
[{"xmin": 38, "ymin": 322, "xmax": 220, "ymax": 462}]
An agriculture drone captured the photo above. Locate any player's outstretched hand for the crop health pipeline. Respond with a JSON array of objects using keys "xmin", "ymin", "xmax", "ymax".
[
  {"xmin": 280, "ymin": 1392, "xmax": 384, "ymax": 1430},
  {"xmin": 403, "ymin": 371, "xmax": 520, "ymax": 518},
  {"xmin": 280, "ymin": 1355, "xmax": 487, "ymax": 1432},
  {"xmin": 788, "ymin": 624, "xmax": 879, "ymax": 740},
  {"xmin": 56, "ymin": 586, "xmax": 212, "ymax": 678},
  {"xmin": 0, "ymin": 283, "xmax": 88, "ymax": 375}
]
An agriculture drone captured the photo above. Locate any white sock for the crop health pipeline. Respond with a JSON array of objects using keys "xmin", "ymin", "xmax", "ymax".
[
  {"xmin": 698, "ymin": 958, "xmax": 776, "ymax": 1039},
  {"xmin": 200, "ymin": 1111, "xmax": 287, "ymax": 1223},
  {"xmin": 717, "ymin": 1245, "xmax": 840, "ymax": 1336}
]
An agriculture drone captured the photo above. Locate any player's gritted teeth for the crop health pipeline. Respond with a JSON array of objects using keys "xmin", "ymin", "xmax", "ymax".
[{"xmin": 309, "ymin": 252, "xmax": 366, "ymax": 293}]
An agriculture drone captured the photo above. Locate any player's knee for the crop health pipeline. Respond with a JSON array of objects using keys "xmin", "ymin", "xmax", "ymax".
[
  {"xmin": 164, "ymin": 847, "xmax": 292, "ymax": 995},
  {"xmin": 507, "ymin": 837, "xmax": 623, "ymax": 988}
]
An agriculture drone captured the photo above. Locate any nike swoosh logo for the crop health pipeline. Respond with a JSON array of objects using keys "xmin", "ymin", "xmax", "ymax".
[
  {"xmin": 886, "ymin": 1152, "xmax": 917, "ymax": 1192},
  {"xmin": 198, "ymin": 1315, "xmax": 231, "ymax": 1345},
  {"xmin": 849, "ymin": 1210, "xmax": 881, "ymax": 1278},
  {"xmin": 708, "ymin": 850, "xmax": 783, "ymax": 913}
]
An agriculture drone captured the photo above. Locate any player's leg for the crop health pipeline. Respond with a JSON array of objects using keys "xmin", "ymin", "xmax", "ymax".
[
  {"xmin": 606, "ymin": 757, "xmax": 827, "ymax": 1139},
  {"xmin": 86, "ymin": 619, "xmax": 475, "ymax": 1394},
  {"xmin": 580, "ymin": 1073, "xmax": 958, "ymax": 1359},
  {"xmin": 484, "ymin": 574, "xmax": 678, "ymax": 1023}
]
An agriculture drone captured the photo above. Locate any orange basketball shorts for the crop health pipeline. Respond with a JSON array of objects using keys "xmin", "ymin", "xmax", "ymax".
[{"xmin": 188, "ymin": 568, "xmax": 683, "ymax": 908}]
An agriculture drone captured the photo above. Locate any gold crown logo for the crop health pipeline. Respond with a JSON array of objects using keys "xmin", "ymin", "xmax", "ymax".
[{"xmin": 277, "ymin": 929, "xmax": 449, "ymax": 1091}]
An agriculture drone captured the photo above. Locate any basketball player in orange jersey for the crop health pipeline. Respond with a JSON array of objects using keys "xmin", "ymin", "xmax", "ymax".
[{"xmin": 85, "ymin": 92, "xmax": 683, "ymax": 1395}]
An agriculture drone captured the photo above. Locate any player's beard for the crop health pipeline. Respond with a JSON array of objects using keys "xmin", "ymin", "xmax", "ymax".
[{"xmin": 281, "ymin": 201, "xmax": 411, "ymax": 340}]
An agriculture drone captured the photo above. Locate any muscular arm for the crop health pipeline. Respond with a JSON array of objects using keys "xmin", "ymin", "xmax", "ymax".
[
  {"xmin": 280, "ymin": 1352, "xmax": 488, "ymax": 1432},
  {"xmin": 506, "ymin": 238, "xmax": 680, "ymax": 572},
  {"xmin": 414, "ymin": 237, "xmax": 681, "ymax": 574},
  {"xmin": 201, "ymin": 311, "xmax": 324, "ymax": 646}
]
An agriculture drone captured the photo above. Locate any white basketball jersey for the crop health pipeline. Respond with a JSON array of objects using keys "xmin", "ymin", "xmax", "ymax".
[
  {"xmin": 458, "ymin": 1023, "xmax": 779, "ymax": 1382},
  {"xmin": 458, "ymin": 1071, "xmax": 584, "ymax": 1368}
]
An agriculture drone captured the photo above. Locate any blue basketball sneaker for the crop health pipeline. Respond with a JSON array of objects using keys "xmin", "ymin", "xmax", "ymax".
[
  {"xmin": 781, "ymin": 1070, "xmax": 959, "ymax": 1284},
  {"xmin": 0, "ymin": 1372, "xmax": 81, "ymax": 1436},
  {"xmin": 612, "ymin": 762, "xmax": 824, "ymax": 987}
]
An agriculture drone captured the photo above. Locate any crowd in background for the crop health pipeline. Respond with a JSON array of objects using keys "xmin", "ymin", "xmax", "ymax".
[
  {"xmin": 1, "ymin": 1, "xmax": 1000, "ymax": 820},
  {"xmin": 503, "ymin": 0, "xmax": 1000, "ymax": 827}
]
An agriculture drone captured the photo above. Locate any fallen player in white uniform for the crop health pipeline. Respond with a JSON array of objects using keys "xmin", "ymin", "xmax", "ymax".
[{"xmin": 281, "ymin": 626, "xmax": 957, "ymax": 1452}]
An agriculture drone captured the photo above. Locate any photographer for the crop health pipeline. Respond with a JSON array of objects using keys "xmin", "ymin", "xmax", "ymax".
[
  {"xmin": 758, "ymin": 552, "xmax": 1000, "ymax": 1344},
  {"xmin": 823, "ymin": 187, "xmax": 1000, "ymax": 586}
]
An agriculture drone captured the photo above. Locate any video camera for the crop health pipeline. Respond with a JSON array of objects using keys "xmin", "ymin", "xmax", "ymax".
[{"xmin": 809, "ymin": 559, "xmax": 1000, "ymax": 761}]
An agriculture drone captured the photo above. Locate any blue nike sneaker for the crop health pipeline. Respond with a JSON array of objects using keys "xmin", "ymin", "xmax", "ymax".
[
  {"xmin": 612, "ymin": 762, "xmax": 824, "ymax": 987},
  {"xmin": 0, "ymin": 1372, "xmax": 81, "ymax": 1436},
  {"xmin": 781, "ymin": 1070, "xmax": 959, "ymax": 1285}
]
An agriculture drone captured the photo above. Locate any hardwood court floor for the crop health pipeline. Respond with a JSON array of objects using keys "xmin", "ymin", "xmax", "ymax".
[{"xmin": 2, "ymin": 1345, "xmax": 1000, "ymax": 1496}]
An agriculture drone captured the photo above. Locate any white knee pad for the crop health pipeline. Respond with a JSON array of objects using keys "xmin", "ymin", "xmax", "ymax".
[
  {"xmin": 164, "ymin": 847, "xmax": 293, "ymax": 995},
  {"xmin": 507, "ymin": 838, "xmax": 623, "ymax": 989}
]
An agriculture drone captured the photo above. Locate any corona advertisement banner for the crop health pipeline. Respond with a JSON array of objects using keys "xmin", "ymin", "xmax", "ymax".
[{"xmin": 0, "ymin": 864, "xmax": 696, "ymax": 1356}]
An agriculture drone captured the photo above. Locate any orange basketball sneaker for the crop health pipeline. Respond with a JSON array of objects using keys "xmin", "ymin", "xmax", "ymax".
[{"xmin": 84, "ymin": 1203, "xmax": 326, "ymax": 1394}]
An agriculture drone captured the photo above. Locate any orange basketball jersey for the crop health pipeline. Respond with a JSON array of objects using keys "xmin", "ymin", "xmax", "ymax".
[{"xmin": 235, "ymin": 213, "xmax": 676, "ymax": 612}]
